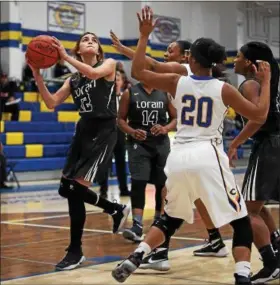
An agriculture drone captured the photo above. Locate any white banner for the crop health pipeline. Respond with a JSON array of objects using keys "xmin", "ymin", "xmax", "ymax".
[
  {"xmin": 48, "ymin": 1, "xmax": 85, "ymax": 34},
  {"xmin": 150, "ymin": 15, "xmax": 181, "ymax": 44}
]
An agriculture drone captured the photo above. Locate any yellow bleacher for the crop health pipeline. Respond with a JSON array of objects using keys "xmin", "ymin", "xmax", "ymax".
[
  {"xmin": 25, "ymin": 144, "xmax": 43, "ymax": 158},
  {"xmin": 57, "ymin": 111, "xmax": 79, "ymax": 122}
]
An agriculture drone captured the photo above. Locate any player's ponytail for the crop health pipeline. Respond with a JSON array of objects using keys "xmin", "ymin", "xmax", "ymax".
[{"xmin": 207, "ymin": 44, "xmax": 226, "ymax": 65}]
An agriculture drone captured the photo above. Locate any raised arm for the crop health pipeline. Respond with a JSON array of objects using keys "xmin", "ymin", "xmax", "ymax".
[
  {"xmin": 27, "ymin": 62, "xmax": 71, "ymax": 109},
  {"xmin": 131, "ymin": 7, "xmax": 180, "ymax": 97},
  {"xmin": 222, "ymin": 61, "xmax": 271, "ymax": 124},
  {"xmin": 110, "ymin": 31, "xmax": 187, "ymax": 75},
  {"xmin": 51, "ymin": 37, "xmax": 116, "ymax": 80}
]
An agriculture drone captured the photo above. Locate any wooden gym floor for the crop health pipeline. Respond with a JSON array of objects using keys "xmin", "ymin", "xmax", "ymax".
[{"xmin": 1, "ymin": 172, "xmax": 279, "ymax": 285}]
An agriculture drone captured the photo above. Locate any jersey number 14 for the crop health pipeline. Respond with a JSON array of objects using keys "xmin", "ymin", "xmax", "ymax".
[{"xmin": 142, "ymin": 110, "xmax": 159, "ymax": 126}]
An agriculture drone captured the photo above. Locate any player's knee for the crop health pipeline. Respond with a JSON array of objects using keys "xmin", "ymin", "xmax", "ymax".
[
  {"xmin": 131, "ymin": 179, "xmax": 146, "ymax": 209},
  {"xmin": 58, "ymin": 177, "xmax": 72, "ymax": 198},
  {"xmin": 152, "ymin": 212, "xmax": 183, "ymax": 239},
  {"xmin": 230, "ymin": 216, "xmax": 253, "ymax": 250}
]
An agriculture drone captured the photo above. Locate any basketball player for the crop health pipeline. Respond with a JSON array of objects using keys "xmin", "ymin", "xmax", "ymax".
[
  {"xmin": 118, "ymin": 78, "xmax": 176, "ymax": 245},
  {"xmin": 111, "ymin": 7, "xmax": 271, "ymax": 285},
  {"xmin": 98, "ymin": 69, "xmax": 130, "ymax": 198},
  {"xmin": 27, "ymin": 32, "xmax": 130, "ymax": 271},
  {"xmin": 111, "ymin": 31, "xmax": 230, "ymax": 262},
  {"xmin": 110, "ymin": 30, "xmax": 190, "ymax": 76},
  {"xmin": 227, "ymin": 42, "xmax": 280, "ymax": 283}
]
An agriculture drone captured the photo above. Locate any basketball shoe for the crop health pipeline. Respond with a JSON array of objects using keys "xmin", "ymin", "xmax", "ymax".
[
  {"xmin": 193, "ymin": 239, "xmax": 229, "ymax": 257},
  {"xmin": 139, "ymin": 247, "xmax": 170, "ymax": 271},
  {"xmin": 122, "ymin": 219, "xmax": 143, "ymax": 242},
  {"xmin": 112, "ymin": 251, "xmax": 144, "ymax": 283},
  {"xmin": 55, "ymin": 247, "xmax": 86, "ymax": 271}
]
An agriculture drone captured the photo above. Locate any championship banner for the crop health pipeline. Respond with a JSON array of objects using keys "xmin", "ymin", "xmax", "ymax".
[
  {"xmin": 48, "ymin": 1, "xmax": 85, "ymax": 34},
  {"xmin": 150, "ymin": 15, "xmax": 181, "ymax": 44}
]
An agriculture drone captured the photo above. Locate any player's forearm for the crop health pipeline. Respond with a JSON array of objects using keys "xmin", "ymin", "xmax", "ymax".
[
  {"xmin": 119, "ymin": 45, "xmax": 135, "ymax": 60},
  {"xmin": 231, "ymin": 121, "xmax": 263, "ymax": 148},
  {"xmin": 131, "ymin": 35, "xmax": 149, "ymax": 79},
  {"xmin": 164, "ymin": 118, "xmax": 177, "ymax": 132},
  {"xmin": 64, "ymin": 55, "xmax": 96, "ymax": 79},
  {"xmin": 119, "ymin": 43, "xmax": 158, "ymax": 71},
  {"xmin": 118, "ymin": 119, "xmax": 135, "ymax": 136},
  {"xmin": 257, "ymin": 80, "xmax": 270, "ymax": 120},
  {"xmin": 33, "ymin": 75, "xmax": 56, "ymax": 109}
]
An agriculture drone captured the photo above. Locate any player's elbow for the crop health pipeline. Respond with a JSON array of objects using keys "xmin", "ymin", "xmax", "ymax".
[
  {"xmin": 258, "ymin": 115, "xmax": 267, "ymax": 124},
  {"xmin": 131, "ymin": 67, "xmax": 140, "ymax": 80},
  {"xmin": 87, "ymin": 70, "xmax": 99, "ymax": 80},
  {"xmin": 48, "ymin": 101, "xmax": 59, "ymax": 109},
  {"xmin": 46, "ymin": 97, "xmax": 60, "ymax": 109},
  {"xmin": 252, "ymin": 114, "xmax": 267, "ymax": 124}
]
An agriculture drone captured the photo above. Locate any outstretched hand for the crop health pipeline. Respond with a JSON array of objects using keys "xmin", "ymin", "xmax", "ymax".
[
  {"xmin": 137, "ymin": 6, "xmax": 158, "ymax": 37},
  {"xmin": 110, "ymin": 30, "xmax": 124, "ymax": 53},
  {"xmin": 252, "ymin": 60, "xmax": 271, "ymax": 84},
  {"xmin": 51, "ymin": 37, "xmax": 68, "ymax": 60}
]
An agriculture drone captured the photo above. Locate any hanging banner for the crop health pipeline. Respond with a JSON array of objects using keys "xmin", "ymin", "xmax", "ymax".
[
  {"xmin": 48, "ymin": 1, "xmax": 85, "ymax": 34},
  {"xmin": 150, "ymin": 15, "xmax": 181, "ymax": 44}
]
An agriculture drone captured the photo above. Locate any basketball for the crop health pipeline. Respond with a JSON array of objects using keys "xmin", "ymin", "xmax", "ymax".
[{"xmin": 26, "ymin": 35, "xmax": 59, "ymax": 69}]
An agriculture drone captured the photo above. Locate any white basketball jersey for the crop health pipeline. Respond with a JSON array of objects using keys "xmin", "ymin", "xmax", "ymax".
[{"xmin": 173, "ymin": 75, "xmax": 227, "ymax": 143}]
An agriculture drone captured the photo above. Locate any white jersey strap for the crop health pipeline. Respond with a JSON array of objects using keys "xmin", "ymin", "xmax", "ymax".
[{"xmin": 181, "ymin": 64, "xmax": 192, "ymax": 75}]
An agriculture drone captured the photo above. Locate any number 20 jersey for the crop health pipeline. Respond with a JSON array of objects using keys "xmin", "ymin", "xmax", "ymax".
[
  {"xmin": 69, "ymin": 61, "xmax": 117, "ymax": 120},
  {"xmin": 173, "ymin": 75, "xmax": 226, "ymax": 144}
]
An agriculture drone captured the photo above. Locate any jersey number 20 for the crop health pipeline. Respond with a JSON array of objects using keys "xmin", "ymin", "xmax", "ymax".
[{"xmin": 181, "ymin": 95, "xmax": 213, "ymax": 127}]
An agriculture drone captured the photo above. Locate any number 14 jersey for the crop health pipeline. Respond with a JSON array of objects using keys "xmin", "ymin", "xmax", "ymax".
[
  {"xmin": 173, "ymin": 75, "xmax": 226, "ymax": 144},
  {"xmin": 127, "ymin": 83, "xmax": 169, "ymax": 143}
]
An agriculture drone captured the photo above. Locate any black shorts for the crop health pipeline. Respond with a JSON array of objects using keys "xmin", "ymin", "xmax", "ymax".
[
  {"xmin": 242, "ymin": 134, "xmax": 280, "ymax": 202},
  {"xmin": 63, "ymin": 117, "xmax": 117, "ymax": 183},
  {"xmin": 127, "ymin": 136, "xmax": 170, "ymax": 185}
]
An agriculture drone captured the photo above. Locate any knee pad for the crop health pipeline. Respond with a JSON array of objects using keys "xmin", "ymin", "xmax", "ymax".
[
  {"xmin": 131, "ymin": 179, "xmax": 147, "ymax": 209},
  {"xmin": 152, "ymin": 212, "xmax": 183, "ymax": 240},
  {"xmin": 230, "ymin": 216, "xmax": 253, "ymax": 250},
  {"xmin": 58, "ymin": 177, "xmax": 72, "ymax": 198}
]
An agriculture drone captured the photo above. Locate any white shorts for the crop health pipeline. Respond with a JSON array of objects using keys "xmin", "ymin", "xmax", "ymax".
[{"xmin": 164, "ymin": 140, "xmax": 248, "ymax": 228}]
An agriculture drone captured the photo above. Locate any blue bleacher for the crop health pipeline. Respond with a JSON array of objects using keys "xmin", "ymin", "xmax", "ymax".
[
  {"xmin": 32, "ymin": 112, "xmax": 58, "ymax": 122},
  {"xmin": 0, "ymin": 132, "xmax": 74, "ymax": 145},
  {"xmin": 9, "ymin": 157, "xmax": 66, "ymax": 172},
  {"xmin": 19, "ymin": 102, "xmax": 40, "ymax": 112},
  {"xmin": 2, "ymin": 92, "xmax": 77, "ymax": 172},
  {"xmin": 4, "ymin": 121, "xmax": 76, "ymax": 132},
  {"xmin": 4, "ymin": 144, "xmax": 69, "ymax": 158}
]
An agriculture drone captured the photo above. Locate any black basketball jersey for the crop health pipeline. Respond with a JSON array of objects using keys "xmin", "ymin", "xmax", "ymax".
[
  {"xmin": 127, "ymin": 83, "xmax": 169, "ymax": 143},
  {"xmin": 239, "ymin": 79, "xmax": 280, "ymax": 139},
  {"xmin": 70, "ymin": 61, "xmax": 116, "ymax": 119}
]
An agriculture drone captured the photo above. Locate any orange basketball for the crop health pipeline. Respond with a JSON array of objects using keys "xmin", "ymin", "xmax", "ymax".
[{"xmin": 26, "ymin": 35, "xmax": 59, "ymax": 69}]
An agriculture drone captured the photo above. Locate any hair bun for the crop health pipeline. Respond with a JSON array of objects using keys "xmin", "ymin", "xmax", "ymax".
[{"xmin": 208, "ymin": 44, "xmax": 226, "ymax": 64}]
